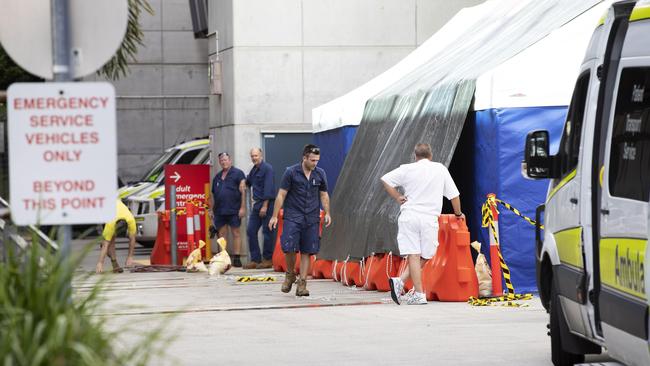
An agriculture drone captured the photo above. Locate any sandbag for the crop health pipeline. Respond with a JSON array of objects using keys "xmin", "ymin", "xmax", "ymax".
[
  {"xmin": 208, "ymin": 238, "xmax": 231, "ymax": 275},
  {"xmin": 471, "ymin": 241, "xmax": 492, "ymax": 297},
  {"xmin": 186, "ymin": 240, "xmax": 208, "ymax": 272}
]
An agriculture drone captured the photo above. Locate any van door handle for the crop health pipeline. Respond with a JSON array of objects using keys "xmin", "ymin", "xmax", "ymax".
[
  {"xmin": 601, "ymin": 209, "xmax": 610, "ymax": 215},
  {"xmin": 570, "ymin": 198, "xmax": 578, "ymax": 204}
]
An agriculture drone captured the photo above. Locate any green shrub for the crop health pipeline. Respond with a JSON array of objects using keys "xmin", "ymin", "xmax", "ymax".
[{"xmin": 0, "ymin": 242, "xmax": 168, "ymax": 365}]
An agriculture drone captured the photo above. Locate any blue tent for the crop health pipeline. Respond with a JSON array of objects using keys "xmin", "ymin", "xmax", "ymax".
[
  {"xmin": 312, "ymin": 1, "xmax": 608, "ymax": 293},
  {"xmin": 313, "ymin": 126, "xmax": 358, "ymax": 195}
]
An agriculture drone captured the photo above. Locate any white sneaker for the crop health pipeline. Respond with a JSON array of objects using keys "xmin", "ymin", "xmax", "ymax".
[
  {"xmin": 405, "ymin": 291, "xmax": 427, "ymax": 305},
  {"xmin": 389, "ymin": 277, "xmax": 404, "ymax": 305},
  {"xmin": 400, "ymin": 289, "xmax": 414, "ymax": 303}
]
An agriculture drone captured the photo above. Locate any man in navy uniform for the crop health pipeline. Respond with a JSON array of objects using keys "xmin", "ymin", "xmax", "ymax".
[
  {"xmin": 269, "ymin": 144, "xmax": 331, "ymax": 296},
  {"xmin": 245, "ymin": 147, "xmax": 276, "ymax": 269},
  {"xmin": 209, "ymin": 152, "xmax": 246, "ymax": 267}
]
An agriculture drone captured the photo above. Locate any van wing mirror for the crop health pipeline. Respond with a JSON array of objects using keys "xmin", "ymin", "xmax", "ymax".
[{"xmin": 523, "ymin": 130, "xmax": 556, "ymax": 179}]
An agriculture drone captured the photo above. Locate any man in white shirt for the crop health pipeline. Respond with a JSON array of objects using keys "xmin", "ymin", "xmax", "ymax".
[{"xmin": 381, "ymin": 143, "xmax": 464, "ymax": 305}]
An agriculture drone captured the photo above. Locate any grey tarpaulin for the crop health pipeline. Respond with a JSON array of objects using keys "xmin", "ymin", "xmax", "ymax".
[{"xmin": 318, "ymin": 0, "xmax": 601, "ymax": 261}]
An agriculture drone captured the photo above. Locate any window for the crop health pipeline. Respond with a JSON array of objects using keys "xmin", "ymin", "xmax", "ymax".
[
  {"xmin": 175, "ymin": 148, "xmax": 203, "ymax": 165},
  {"xmin": 557, "ymin": 72, "xmax": 590, "ymax": 177},
  {"xmin": 140, "ymin": 149, "xmax": 179, "ymax": 183},
  {"xmin": 608, "ymin": 67, "xmax": 650, "ymax": 202}
]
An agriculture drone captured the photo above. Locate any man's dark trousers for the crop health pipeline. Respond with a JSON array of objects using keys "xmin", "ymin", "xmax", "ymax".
[{"xmin": 247, "ymin": 201, "xmax": 275, "ymax": 262}]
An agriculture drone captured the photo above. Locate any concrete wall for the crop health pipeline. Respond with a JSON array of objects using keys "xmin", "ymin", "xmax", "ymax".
[
  {"xmin": 208, "ymin": 0, "xmax": 483, "ymax": 174},
  {"xmin": 90, "ymin": 0, "xmax": 210, "ymax": 182},
  {"xmin": 207, "ymin": 0, "xmax": 483, "ymax": 260}
]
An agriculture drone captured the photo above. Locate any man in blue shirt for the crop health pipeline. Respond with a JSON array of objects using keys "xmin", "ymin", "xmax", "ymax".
[
  {"xmin": 245, "ymin": 147, "xmax": 276, "ymax": 269},
  {"xmin": 209, "ymin": 152, "xmax": 246, "ymax": 267},
  {"xmin": 269, "ymin": 144, "xmax": 331, "ymax": 296}
]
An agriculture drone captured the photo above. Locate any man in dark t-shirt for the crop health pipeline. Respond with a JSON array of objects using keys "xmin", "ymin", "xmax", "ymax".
[
  {"xmin": 269, "ymin": 144, "xmax": 332, "ymax": 296},
  {"xmin": 209, "ymin": 152, "xmax": 246, "ymax": 267}
]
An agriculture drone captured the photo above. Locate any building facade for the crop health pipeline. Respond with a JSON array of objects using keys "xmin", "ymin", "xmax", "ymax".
[
  {"xmin": 90, "ymin": 0, "xmax": 210, "ymax": 182},
  {"xmin": 207, "ymin": 0, "xmax": 484, "ymax": 177}
]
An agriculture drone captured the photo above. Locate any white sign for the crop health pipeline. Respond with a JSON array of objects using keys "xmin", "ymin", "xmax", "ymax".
[
  {"xmin": 7, "ymin": 82, "xmax": 117, "ymax": 225},
  {"xmin": 0, "ymin": 0, "xmax": 128, "ymax": 79}
]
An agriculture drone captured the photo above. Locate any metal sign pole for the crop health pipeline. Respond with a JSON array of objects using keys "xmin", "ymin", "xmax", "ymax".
[
  {"xmin": 51, "ymin": 0, "xmax": 72, "ymax": 81},
  {"xmin": 170, "ymin": 185, "xmax": 177, "ymax": 265},
  {"xmin": 51, "ymin": 0, "xmax": 73, "ymax": 256}
]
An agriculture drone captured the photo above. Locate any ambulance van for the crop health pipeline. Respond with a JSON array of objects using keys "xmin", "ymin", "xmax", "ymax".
[
  {"xmin": 522, "ymin": 1, "xmax": 650, "ymax": 365},
  {"xmin": 128, "ymin": 147, "xmax": 211, "ymax": 246},
  {"xmin": 118, "ymin": 138, "xmax": 209, "ymax": 202}
]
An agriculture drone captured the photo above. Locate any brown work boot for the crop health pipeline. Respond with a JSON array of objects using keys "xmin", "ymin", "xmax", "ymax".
[
  {"xmin": 296, "ymin": 278, "xmax": 310, "ymax": 297},
  {"xmin": 281, "ymin": 272, "xmax": 297, "ymax": 293},
  {"xmin": 258, "ymin": 259, "xmax": 273, "ymax": 269},
  {"xmin": 243, "ymin": 261, "xmax": 259, "ymax": 270}
]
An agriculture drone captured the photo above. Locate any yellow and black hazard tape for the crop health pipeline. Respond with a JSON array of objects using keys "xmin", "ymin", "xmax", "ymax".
[
  {"xmin": 236, "ymin": 276, "xmax": 276, "ymax": 283},
  {"xmin": 187, "ymin": 199, "xmax": 209, "ymax": 209},
  {"xmin": 468, "ymin": 293, "xmax": 534, "ymax": 307},
  {"xmin": 478, "ymin": 196, "xmax": 534, "ymax": 306},
  {"xmin": 481, "ymin": 199, "xmax": 516, "ymax": 295},
  {"xmin": 482, "ymin": 196, "xmax": 543, "ymax": 229},
  {"xmin": 168, "ymin": 199, "xmax": 209, "ymax": 216}
]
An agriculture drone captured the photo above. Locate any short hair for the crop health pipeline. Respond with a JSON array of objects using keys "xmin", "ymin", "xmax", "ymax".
[
  {"xmin": 414, "ymin": 143, "xmax": 432, "ymax": 159},
  {"xmin": 303, "ymin": 144, "xmax": 320, "ymax": 157},
  {"xmin": 250, "ymin": 147, "xmax": 263, "ymax": 155}
]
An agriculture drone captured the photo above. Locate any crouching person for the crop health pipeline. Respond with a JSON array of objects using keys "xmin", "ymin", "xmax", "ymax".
[
  {"xmin": 96, "ymin": 200, "xmax": 138, "ymax": 274},
  {"xmin": 269, "ymin": 144, "xmax": 331, "ymax": 296}
]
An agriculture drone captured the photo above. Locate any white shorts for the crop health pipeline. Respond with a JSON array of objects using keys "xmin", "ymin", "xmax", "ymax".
[{"xmin": 397, "ymin": 212, "xmax": 439, "ymax": 259}]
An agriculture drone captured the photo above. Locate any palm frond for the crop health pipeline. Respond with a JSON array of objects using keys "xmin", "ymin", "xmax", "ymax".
[{"xmin": 97, "ymin": 0, "xmax": 154, "ymax": 80}]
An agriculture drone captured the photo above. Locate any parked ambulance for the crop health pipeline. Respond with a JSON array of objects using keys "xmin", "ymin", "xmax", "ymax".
[
  {"xmin": 522, "ymin": 1, "xmax": 650, "ymax": 365},
  {"xmin": 128, "ymin": 147, "xmax": 211, "ymax": 247},
  {"xmin": 117, "ymin": 138, "xmax": 209, "ymax": 202}
]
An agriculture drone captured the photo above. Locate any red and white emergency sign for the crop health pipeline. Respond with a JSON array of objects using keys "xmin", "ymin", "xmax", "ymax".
[
  {"xmin": 164, "ymin": 164, "xmax": 210, "ymax": 254},
  {"xmin": 7, "ymin": 82, "xmax": 117, "ymax": 225}
]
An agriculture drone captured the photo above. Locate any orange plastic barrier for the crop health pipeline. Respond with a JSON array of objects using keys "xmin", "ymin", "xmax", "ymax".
[
  {"xmin": 364, "ymin": 253, "xmax": 401, "ymax": 292},
  {"xmin": 341, "ymin": 260, "xmax": 366, "ymax": 287},
  {"xmin": 151, "ymin": 210, "xmax": 171, "ymax": 265},
  {"xmin": 311, "ymin": 259, "xmax": 334, "ymax": 279},
  {"xmin": 194, "ymin": 205, "xmax": 204, "ymax": 257},
  {"xmin": 272, "ymin": 241, "xmax": 315, "ymax": 273},
  {"xmin": 332, "ymin": 260, "xmax": 345, "ymax": 282},
  {"xmin": 421, "ymin": 215, "xmax": 478, "ymax": 301},
  {"xmin": 272, "ymin": 209, "xmax": 323, "ymax": 274}
]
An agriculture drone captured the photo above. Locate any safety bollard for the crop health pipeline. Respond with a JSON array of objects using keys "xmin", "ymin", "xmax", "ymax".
[
  {"xmin": 150, "ymin": 210, "xmax": 173, "ymax": 265},
  {"xmin": 186, "ymin": 202, "xmax": 195, "ymax": 255},
  {"xmin": 204, "ymin": 182, "xmax": 212, "ymax": 259},
  {"xmin": 487, "ymin": 193, "xmax": 504, "ymax": 296},
  {"xmin": 194, "ymin": 204, "xmax": 202, "ymax": 255},
  {"xmin": 163, "ymin": 210, "xmax": 171, "ymax": 253}
]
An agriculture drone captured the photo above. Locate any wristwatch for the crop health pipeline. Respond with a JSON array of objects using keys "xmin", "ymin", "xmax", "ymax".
[{"xmin": 454, "ymin": 212, "xmax": 463, "ymax": 217}]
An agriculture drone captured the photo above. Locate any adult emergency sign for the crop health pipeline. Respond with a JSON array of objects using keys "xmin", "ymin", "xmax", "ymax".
[{"xmin": 7, "ymin": 82, "xmax": 117, "ymax": 225}]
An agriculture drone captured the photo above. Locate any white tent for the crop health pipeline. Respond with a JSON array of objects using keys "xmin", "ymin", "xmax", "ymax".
[
  {"xmin": 311, "ymin": 1, "xmax": 502, "ymax": 133},
  {"xmin": 474, "ymin": 3, "xmax": 607, "ymax": 110},
  {"xmin": 312, "ymin": 0, "xmax": 608, "ymax": 132}
]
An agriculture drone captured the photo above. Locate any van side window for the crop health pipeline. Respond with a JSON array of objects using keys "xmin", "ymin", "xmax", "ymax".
[
  {"xmin": 176, "ymin": 148, "xmax": 202, "ymax": 165},
  {"xmin": 608, "ymin": 67, "xmax": 650, "ymax": 202},
  {"xmin": 558, "ymin": 72, "xmax": 590, "ymax": 177}
]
